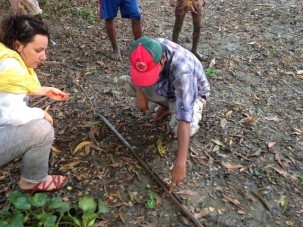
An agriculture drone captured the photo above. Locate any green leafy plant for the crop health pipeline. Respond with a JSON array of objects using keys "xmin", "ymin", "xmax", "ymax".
[
  {"xmin": 0, "ymin": 191, "xmax": 109, "ymax": 227},
  {"xmin": 206, "ymin": 67, "xmax": 218, "ymax": 78},
  {"xmin": 297, "ymin": 175, "xmax": 303, "ymax": 181},
  {"xmin": 91, "ymin": 69, "xmax": 99, "ymax": 76},
  {"xmin": 145, "ymin": 193, "xmax": 157, "ymax": 209},
  {"xmin": 75, "ymin": 7, "xmax": 97, "ymax": 24}
]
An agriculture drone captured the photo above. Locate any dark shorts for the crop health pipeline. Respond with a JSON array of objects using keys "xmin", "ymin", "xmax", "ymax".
[
  {"xmin": 99, "ymin": 0, "xmax": 141, "ymax": 20},
  {"xmin": 175, "ymin": 0, "xmax": 205, "ymax": 16}
]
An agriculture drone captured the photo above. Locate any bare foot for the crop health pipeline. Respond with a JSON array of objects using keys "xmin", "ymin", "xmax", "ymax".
[
  {"xmin": 19, "ymin": 175, "xmax": 67, "ymax": 191},
  {"xmin": 151, "ymin": 106, "xmax": 170, "ymax": 122},
  {"xmin": 192, "ymin": 51, "xmax": 208, "ymax": 61},
  {"xmin": 110, "ymin": 48, "xmax": 121, "ymax": 60}
]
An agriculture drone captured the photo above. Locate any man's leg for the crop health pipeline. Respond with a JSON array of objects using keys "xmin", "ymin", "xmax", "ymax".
[
  {"xmin": 172, "ymin": 13, "xmax": 186, "ymax": 43},
  {"xmin": 190, "ymin": 97, "xmax": 205, "ymax": 136},
  {"xmin": 191, "ymin": 13, "xmax": 206, "ymax": 61},
  {"xmin": 190, "ymin": 0, "xmax": 207, "ymax": 61},
  {"xmin": 131, "ymin": 19, "xmax": 142, "ymax": 40},
  {"xmin": 169, "ymin": 97, "xmax": 205, "ymax": 137},
  {"xmin": 105, "ymin": 18, "xmax": 121, "ymax": 60}
]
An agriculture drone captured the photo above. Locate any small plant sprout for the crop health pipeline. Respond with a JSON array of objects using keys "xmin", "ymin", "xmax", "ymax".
[
  {"xmin": 206, "ymin": 67, "xmax": 218, "ymax": 78},
  {"xmin": 145, "ymin": 193, "xmax": 157, "ymax": 209},
  {"xmin": 92, "ymin": 68, "xmax": 99, "ymax": 76}
]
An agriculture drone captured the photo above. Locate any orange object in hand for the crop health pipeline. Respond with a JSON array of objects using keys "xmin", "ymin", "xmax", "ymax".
[{"xmin": 46, "ymin": 90, "xmax": 69, "ymax": 101}]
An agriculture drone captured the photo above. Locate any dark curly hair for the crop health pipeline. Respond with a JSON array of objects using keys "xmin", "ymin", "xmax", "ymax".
[{"xmin": 0, "ymin": 15, "xmax": 50, "ymax": 50}]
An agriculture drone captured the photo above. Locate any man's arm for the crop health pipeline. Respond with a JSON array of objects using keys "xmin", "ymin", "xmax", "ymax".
[
  {"xmin": 170, "ymin": 120, "xmax": 190, "ymax": 191},
  {"xmin": 134, "ymin": 85, "xmax": 148, "ymax": 113}
]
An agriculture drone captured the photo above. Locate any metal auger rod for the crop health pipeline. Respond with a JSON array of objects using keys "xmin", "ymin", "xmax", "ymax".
[{"xmin": 98, "ymin": 114, "xmax": 203, "ymax": 227}]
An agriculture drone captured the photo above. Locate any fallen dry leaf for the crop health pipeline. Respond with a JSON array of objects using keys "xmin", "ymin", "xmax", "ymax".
[
  {"xmin": 194, "ymin": 207, "xmax": 211, "ymax": 219},
  {"xmin": 269, "ymin": 166, "xmax": 298, "ymax": 181},
  {"xmin": 73, "ymin": 141, "xmax": 93, "ymax": 154},
  {"xmin": 222, "ymin": 163, "xmax": 244, "ymax": 170},
  {"xmin": 51, "ymin": 146, "xmax": 62, "ymax": 154},
  {"xmin": 211, "ymin": 139, "xmax": 226, "ymax": 148},
  {"xmin": 225, "ymin": 110, "xmax": 233, "ymax": 120},
  {"xmin": 275, "ymin": 153, "xmax": 285, "ymax": 170},
  {"xmin": 223, "ymin": 194, "xmax": 246, "ymax": 211},
  {"xmin": 209, "ymin": 57, "xmax": 216, "ymax": 68},
  {"xmin": 59, "ymin": 161, "xmax": 85, "ymax": 171},
  {"xmin": 175, "ymin": 189, "xmax": 199, "ymax": 196},
  {"xmin": 267, "ymin": 141, "xmax": 277, "ymax": 149}
]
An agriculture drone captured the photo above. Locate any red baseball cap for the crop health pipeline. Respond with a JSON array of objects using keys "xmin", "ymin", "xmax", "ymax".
[{"xmin": 129, "ymin": 37, "xmax": 163, "ymax": 86}]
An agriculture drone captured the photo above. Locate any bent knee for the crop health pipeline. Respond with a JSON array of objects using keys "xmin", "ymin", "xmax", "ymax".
[{"xmin": 28, "ymin": 119, "xmax": 54, "ymax": 143}]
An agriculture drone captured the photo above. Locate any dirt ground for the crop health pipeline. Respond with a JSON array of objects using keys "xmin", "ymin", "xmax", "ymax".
[{"xmin": 0, "ymin": 0, "xmax": 302, "ymax": 226}]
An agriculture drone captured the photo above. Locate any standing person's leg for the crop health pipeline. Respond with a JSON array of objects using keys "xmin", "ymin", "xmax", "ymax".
[
  {"xmin": 131, "ymin": 19, "xmax": 142, "ymax": 40},
  {"xmin": 172, "ymin": 0, "xmax": 187, "ymax": 43},
  {"xmin": 191, "ymin": 0, "xmax": 207, "ymax": 61},
  {"xmin": 120, "ymin": 0, "xmax": 142, "ymax": 40},
  {"xmin": 172, "ymin": 13, "xmax": 186, "ymax": 43},
  {"xmin": 100, "ymin": 0, "xmax": 121, "ymax": 60},
  {"xmin": 105, "ymin": 18, "xmax": 121, "ymax": 60},
  {"xmin": 191, "ymin": 13, "xmax": 202, "ymax": 58}
]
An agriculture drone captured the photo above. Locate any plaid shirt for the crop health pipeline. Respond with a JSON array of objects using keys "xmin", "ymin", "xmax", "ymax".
[{"xmin": 154, "ymin": 38, "xmax": 210, "ymax": 123}]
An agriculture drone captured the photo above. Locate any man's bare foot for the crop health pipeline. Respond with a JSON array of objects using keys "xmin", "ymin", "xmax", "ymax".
[
  {"xmin": 192, "ymin": 51, "xmax": 208, "ymax": 61},
  {"xmin": 110, "ymin": 48, "xmax": 121, "ymax": 60},
  {"xmin": 19, "ymin": 175, "xmax": 67, "ymax": 191},
  {"xmin": 151, "ymin": 106, "xmax": 170, "ymax": 121}
]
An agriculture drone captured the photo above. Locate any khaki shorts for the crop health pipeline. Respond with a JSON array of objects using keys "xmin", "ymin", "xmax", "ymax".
[
  {"xmin": 175, "ymin": 0, "xmax": 205, "ymax": 15},
  {"xmin": 9, "ymin": 0, "xmax": 42, "ymax": 16},
  {"xmin": 118, "ymin": 75, "xmax": 206, "ymax": 137}
]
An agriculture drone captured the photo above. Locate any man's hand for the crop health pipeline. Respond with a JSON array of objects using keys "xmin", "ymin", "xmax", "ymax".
[
  {"xmin": 169, "ymin": 121, "xmax": 190, "ymax": 192},
  {"xmin": 135, "ymin": 90, "xmax": 148, "ymax": 113},
  {"xmin": 169, "ymin": 162, "xmax": 186, "ymax": 192}
]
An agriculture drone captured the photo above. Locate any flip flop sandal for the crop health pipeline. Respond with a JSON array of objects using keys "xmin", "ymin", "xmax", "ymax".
[{"xmin": 30, "ymin": 175, "xmax": 68, "ymax": 194}]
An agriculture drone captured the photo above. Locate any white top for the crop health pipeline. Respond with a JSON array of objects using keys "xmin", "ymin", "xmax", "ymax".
[{"xmin": 0, "ymin": 58, "xmax": 44, "ymax": 127}]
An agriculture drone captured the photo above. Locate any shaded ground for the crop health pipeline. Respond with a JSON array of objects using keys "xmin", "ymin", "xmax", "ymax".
[{"xmin": 0, "ymin": 0, "xmax": 302, "ymax": 226}]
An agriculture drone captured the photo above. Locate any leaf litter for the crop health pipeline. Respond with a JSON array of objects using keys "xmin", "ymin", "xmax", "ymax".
[{"xmin": 0, "ymin": 0, "xmax": 303, "ymax": 226}]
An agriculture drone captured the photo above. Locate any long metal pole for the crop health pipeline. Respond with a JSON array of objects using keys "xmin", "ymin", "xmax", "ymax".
[{"xmin": 98, "ymin": 114, "xmax": 203, "ymax": 227}]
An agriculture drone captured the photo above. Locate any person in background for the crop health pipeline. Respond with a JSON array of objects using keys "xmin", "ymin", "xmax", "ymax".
[
  {"xmin": 118, "ymin": 37, "xmax": 210, "ymax": 191},
  {"xmin": 9, "ymin": 0, "xmax": 42, "ymax": 19},
  {"xmin": 9, "ymin": 0, "xmax": 57, "ymax": 46},
  {"xmin": 170, "ymin": 0, "xmax": 207, "ymax": 61},
  {"xmin": 99, "ymin": 0, "xmax": 143, "ymax": 60},
  {"xmin": 0, "ymin": 15, "xmax": 69, "ymax": 193}
]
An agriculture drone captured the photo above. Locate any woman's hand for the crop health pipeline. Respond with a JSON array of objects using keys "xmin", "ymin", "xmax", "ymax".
[
  {"xmin": 44, "ymin": 111, "xmax": 53, "ymax": 124},
  {"xmin": 34, "ymin": 87, "xmax": 70, "ymax": 101},
  {"xmin": 46, "ymin": 88, "xmax": 69, "ymax": 101}
]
